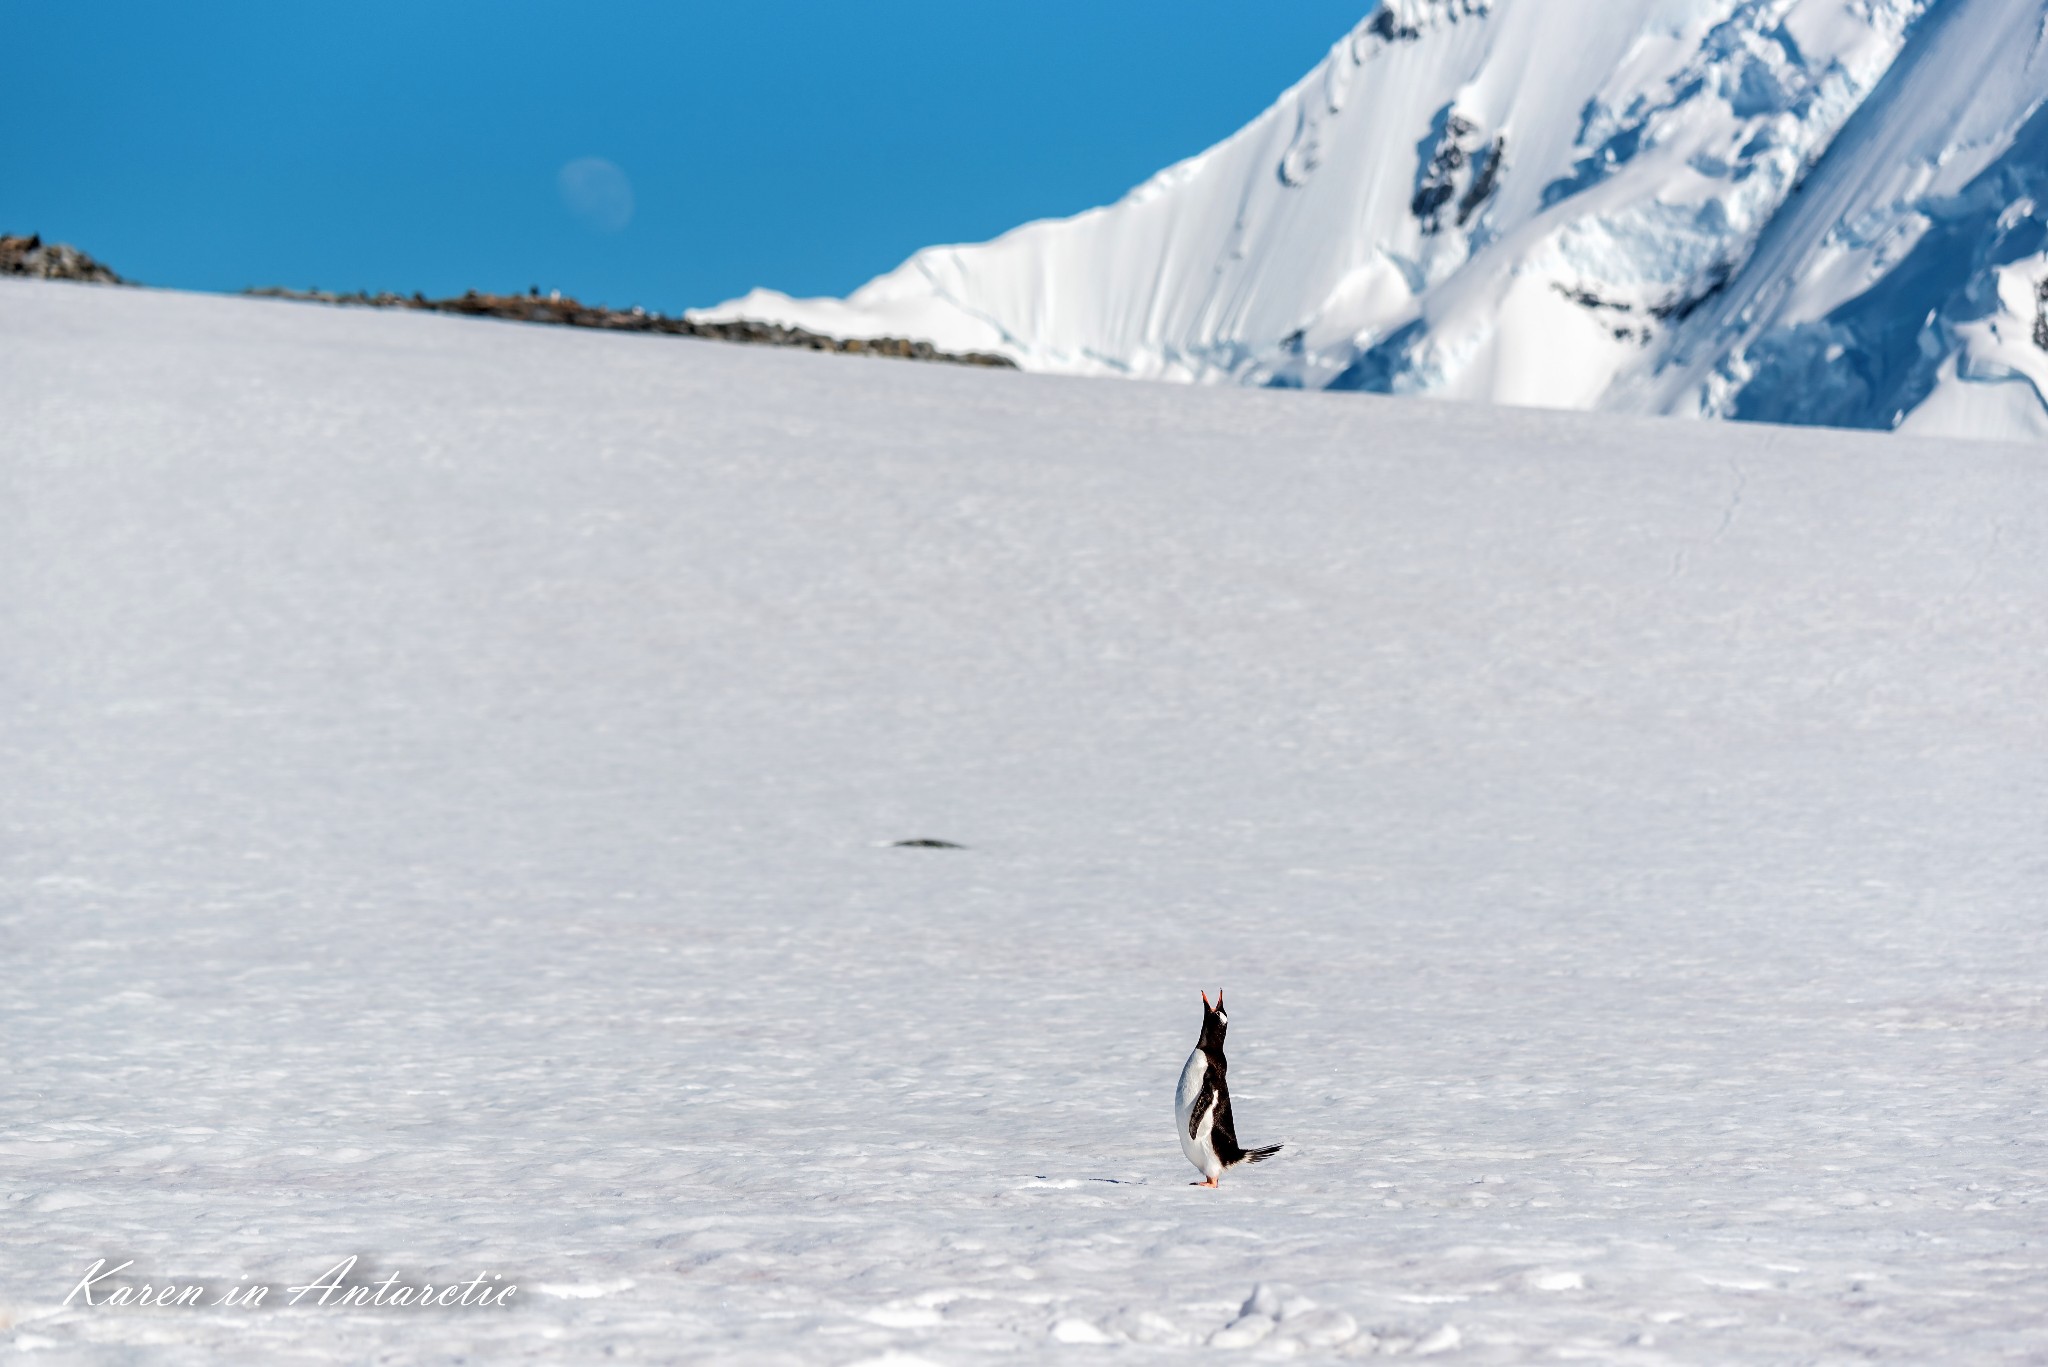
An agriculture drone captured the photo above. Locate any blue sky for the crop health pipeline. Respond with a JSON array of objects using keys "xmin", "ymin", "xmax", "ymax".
[{"xmin": 3, "ymin": 2, "xmax": 1371, "ymax": 314}]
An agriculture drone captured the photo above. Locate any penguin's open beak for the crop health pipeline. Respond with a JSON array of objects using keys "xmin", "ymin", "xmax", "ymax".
[{"xmin": 1201, "ymin": 990, "xmax": 1211, "ymax": 1009}]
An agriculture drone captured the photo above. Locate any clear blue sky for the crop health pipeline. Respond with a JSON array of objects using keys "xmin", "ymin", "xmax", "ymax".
[{"xmin": 3, "ymin": 2, "xmax": 1370, "ymax": 314}]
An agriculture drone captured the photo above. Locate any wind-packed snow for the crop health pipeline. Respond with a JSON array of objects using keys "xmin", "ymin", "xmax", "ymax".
[
  {"xmin": 4, "ymin": 278, "xmax": 2046, "ymax": 1363},
  {"xmin": 694, "ymin": 0, "xmax": 2048, "ymax": 442}
]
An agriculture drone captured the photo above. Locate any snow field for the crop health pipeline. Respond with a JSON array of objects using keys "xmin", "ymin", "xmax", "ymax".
[{"xmin": 2, "ymin": 279, "xmax": 2045, "ymax": 1362}]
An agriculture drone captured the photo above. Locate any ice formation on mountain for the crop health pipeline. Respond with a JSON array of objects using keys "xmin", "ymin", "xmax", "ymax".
[{"xmin": 694, "ymin": 0, "xmax": 2048, "ymax": 440}]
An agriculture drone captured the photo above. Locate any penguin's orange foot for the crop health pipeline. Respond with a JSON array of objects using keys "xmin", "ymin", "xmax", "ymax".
[{"xmin": 1191, "ymin": 1177, "xmax": 1219, "ymax": 1188}]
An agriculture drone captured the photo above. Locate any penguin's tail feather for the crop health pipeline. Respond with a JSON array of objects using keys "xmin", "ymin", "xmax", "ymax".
[{"xmin": 1243, "ymin": 1144, "xmax": 1283, "ymax": 1164}]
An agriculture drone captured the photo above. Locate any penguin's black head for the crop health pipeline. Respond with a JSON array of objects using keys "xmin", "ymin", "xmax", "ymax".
[{"xmin": 1199, "ymin": 989, "xmax": 1228, "ymax": 1047}]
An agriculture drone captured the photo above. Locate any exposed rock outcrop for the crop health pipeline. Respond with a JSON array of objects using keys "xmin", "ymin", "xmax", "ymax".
[
  {"xmin": 244, "ymin": 285, "xmax": 1017, "ymax": 368},
  {"xmin": 0, "ymin": 234, "xmax": 126, "ymax": 284},
  {"xmin": 1, "ymin": 230, "xmax": 1013, "ymax": 370}
]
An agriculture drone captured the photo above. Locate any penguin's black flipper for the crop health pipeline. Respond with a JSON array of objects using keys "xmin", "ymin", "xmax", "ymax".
[
  {"xmin": 1188, "ymin": 1072, "xmax": 1218, "ymax": 1143},
  {"xmin": 1243, "ymin": 1144, "xmax": 1283, "ymax": 1164}
]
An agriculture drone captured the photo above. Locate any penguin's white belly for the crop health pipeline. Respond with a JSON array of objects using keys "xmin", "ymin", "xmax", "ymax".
[{"xmin": 1175, "ymin": 1047, "xmax": 1221, "ymax": 1179}]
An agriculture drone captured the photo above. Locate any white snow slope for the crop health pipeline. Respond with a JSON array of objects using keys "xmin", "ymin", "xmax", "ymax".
[
  {"xmin": 695, "ymin": 0, "xmax": 2048, "ymax": 442},
  {"xmin": 4, "ymin": 278, "xmax": 2047, "ymax": 1364}
]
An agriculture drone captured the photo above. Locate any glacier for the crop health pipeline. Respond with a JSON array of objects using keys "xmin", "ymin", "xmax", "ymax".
[{"xmin": 693, "ymin": 0, "xmax": 2048, "ymax": 440}]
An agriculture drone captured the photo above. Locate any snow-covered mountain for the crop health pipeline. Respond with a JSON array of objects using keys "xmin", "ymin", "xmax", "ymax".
[{"xmin": 694, "ymin": 0, "xmax": 2048, "ymax": 440}]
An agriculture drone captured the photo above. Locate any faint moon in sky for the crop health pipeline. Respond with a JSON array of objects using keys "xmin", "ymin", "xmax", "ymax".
[{"xmin": 557, "ymin": 157, "xmax": 634, "ymax": 233}]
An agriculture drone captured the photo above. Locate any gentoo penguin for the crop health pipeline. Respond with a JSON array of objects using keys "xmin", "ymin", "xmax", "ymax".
[{"xmin": 1175, "ymin": 990, "xmax": 1282, "ymax": 1187}]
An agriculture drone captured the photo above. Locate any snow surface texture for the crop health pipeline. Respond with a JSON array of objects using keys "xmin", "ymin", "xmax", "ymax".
[
  {"xmin": 4, "ymin": 278, "xmax": 2047, "ymax": 1363},
  {"xmin": 695, "ymin": 0, "xmax": 2048, "ymax": 442}
]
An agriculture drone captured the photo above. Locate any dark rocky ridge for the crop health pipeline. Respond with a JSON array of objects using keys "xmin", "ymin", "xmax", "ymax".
[
  {"xmin": 2, "ymin": 232, "xmax": 1015, "ymax": 369},
  {"xmin": 243, "ymin": 285, "xmax": 1016, "ymax": 367},
  {"xmin": 1, "ymin": 233, "xmax": 125, "ymax": 283}
]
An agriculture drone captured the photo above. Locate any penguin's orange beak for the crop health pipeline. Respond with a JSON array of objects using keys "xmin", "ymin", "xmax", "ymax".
[{"xmin": 1201, "ymin": 990, "xmax": 1211, "ymax": 1009}]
